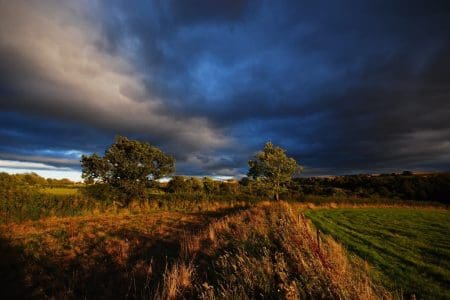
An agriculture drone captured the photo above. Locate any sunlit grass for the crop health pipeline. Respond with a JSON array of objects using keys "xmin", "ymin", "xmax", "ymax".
[
  {"xmin": 157, "ymin": 202, "xmax": 389, "ymax": 299},
  {"xmin": 0, "ymin": 207, "xmax": 241, "ymax": 298},
  {"xmin": 0, "ymin": 202, "xmax": 389, "ymax": 299},
  {"xmin": 306, "ymin": 208, "xmax": 450, "ymax": 299},
  {"xmin": 39, "ymin": 187, "xmax": 79, "ymax": 196}
]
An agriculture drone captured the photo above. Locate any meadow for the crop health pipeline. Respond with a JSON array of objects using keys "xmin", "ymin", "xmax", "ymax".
[
  {"xmin": 1, "ymin": 172, "xmax": 449, "ymax": 299},
  {"xmin": 0, "ymin": 205, "xmax": 246, "ymax": 299},
  {"xmin": 305, "ymin": 208, "xmax": 450, "ymax": 299},
  {"xmin": 0, "ymin": 202, "xmax": 390, "ymax": 299}
]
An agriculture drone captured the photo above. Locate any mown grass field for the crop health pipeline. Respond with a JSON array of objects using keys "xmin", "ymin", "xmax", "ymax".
[{"xmin": 305, "ymin": 208, "xmax": 450, "ymax": 299}]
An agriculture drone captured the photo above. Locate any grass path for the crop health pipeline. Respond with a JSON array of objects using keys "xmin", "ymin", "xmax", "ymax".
[{"xmin": 305, "ymin": 208, "xmax": 450, "ymax": 299}]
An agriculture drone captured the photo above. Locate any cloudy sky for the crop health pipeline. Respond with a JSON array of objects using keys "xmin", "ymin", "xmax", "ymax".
[{"xmin": 1, "ymin": 0, "xmax": 450, "ymax": 180}]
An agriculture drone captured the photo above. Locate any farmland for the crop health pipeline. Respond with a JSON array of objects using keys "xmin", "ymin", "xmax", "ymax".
[
  {"xmin": 306, "ymin": 208, "xmax": 450, "ymax": 299},
  {"xmin": 1, "ymin": 172, "xmax": 450, "ymax": 299},
  {"xmin": 2, "ymin": 1, "xmax": 450, "ymax": 298},
  {"xmin": 0, "ymin": 202, "xmax": 389, "ymax": 299},
  {"xmin": 1, "ymin": 194, "xmax": 450, "ymax": 299}
]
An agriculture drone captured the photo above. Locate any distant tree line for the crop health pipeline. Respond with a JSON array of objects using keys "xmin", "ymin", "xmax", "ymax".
[
  {"xmin": 291, "ymin": 173, "xmax": 450, "ymax": 203},
  {"xmin": 159, "ymin": 173, "xmax": 450, "ymax": 204},
  {"xmin": 0, "ymin": 172, "xmax": 92, "ymax": 223},
  {"xmin": 0, "ymin": 172, "xmax": 75, "ymax": 187}
]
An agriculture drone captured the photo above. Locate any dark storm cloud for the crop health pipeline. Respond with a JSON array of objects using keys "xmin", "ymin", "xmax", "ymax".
[
  {"xmin": 0, "ymin": 111, "xmax": 112, "ymax": 168},
  {"xmin": 0, "ymin": 1, "xmax": 227, "ymax": 158},
  {"xmin": 0, "ymin": 0, "xmax": 449, "ymax": 177}
]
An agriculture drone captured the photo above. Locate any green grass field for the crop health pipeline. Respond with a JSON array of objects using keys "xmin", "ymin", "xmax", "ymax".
[{"xmin": 305, "ymin": 208, "xmax": 450, "ymax": 299}]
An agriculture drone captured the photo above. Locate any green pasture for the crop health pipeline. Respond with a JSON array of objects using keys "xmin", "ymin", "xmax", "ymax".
[{"xmin": 306, "ymin": 208, "xmax": 450, "ymax": 299}]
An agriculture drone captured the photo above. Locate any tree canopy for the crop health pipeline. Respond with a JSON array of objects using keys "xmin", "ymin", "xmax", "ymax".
[
  {"xmin": 248, "ymin": 141, "xmax": 302, "ymax": 201},
  {"xmin": 81, "ymin": 136, "xmax": 175, "ymax": 206}
]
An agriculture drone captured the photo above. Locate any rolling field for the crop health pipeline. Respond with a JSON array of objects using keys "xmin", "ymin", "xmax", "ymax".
[{"xmin": 305, "ymin": 208, "xmax": 450, "ymax": 299}]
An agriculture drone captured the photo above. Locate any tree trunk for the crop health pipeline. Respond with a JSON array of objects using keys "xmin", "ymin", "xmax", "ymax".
[{"xmin": 275, "ymin": 192, "xmax": 280, "ymax": 201}]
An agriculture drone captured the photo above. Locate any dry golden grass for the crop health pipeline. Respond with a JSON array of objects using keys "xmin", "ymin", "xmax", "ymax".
[
  {"xmin": 0, "ymin": 201, "xmax": 395, "ymax": 299},
  {"xmin": 158, "ymin": 201, "xmax": 391, "ymax": 299},
  {"xmin": 0, "ymin": 207, "xmax": 242, "ymax": 299},
  {"xmin": 157, "ymin": 262, "xmax": 194, "ymax": 300}
]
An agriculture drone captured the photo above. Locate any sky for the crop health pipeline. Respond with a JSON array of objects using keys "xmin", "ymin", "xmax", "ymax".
[{"xmin": 1, "ymin": 0, "xmax": 450, "ymax": 181}]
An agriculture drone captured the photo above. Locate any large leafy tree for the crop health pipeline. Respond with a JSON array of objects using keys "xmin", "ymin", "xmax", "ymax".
[
  {"xmin": 81, "ymin": 136, "xmax": 175, "ymax": 206},
  {"xmin": 248, "ymin": 141, "xmax": 302, "ymax": 201}
]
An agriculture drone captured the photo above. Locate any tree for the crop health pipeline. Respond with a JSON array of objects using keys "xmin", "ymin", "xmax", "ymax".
[
  {"xmin": 186, "ymin": 177, "xmax": 203, "ymax": 194},
  {"xmin": 248, "ymin": 141, "xmax": 302, "ymax": 201},
  {"xmin": 166, "ymin": 176, "xmax": 188, "ymax": 193},
  {"xmin": 81, "ymin": 136, "xmax": 175, "ymax": 206},
  {"xmin": 203, "ymin": 177, "xmax": 220, "ymax": 195}
]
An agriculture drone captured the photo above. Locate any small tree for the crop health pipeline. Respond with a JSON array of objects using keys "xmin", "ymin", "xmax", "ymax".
[
  {"xmin": 248, "ymin": 141, "xmax": 302, "ymax": 201},
  {"xmin": 203, "ymin": 177, "xmax": 220, "ymax": 195},
  {"xmin": 81, "ymin": 136, "xmax": 175, "ymax": 206},
  {"xmin": 166, "ymin": 176, "xmax": 188, "ymax": 194}
]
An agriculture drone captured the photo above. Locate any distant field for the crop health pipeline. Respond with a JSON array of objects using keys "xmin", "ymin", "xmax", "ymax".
[
  {"xmin": 39, "ymin": 187, "xmax": 79, "ymax": 195},
  {"xmin": 306, "ymin": 208, "xmax": 450, "ymax": 299}
]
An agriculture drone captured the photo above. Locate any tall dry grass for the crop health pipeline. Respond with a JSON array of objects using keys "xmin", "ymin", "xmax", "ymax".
[
  {"xmin": 1, "ymin": 200, "xmax": 395, "ymax": 299},
  {"xmin": 157, "ymin": 201, "xmax": 391, "ymax": 299}
]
